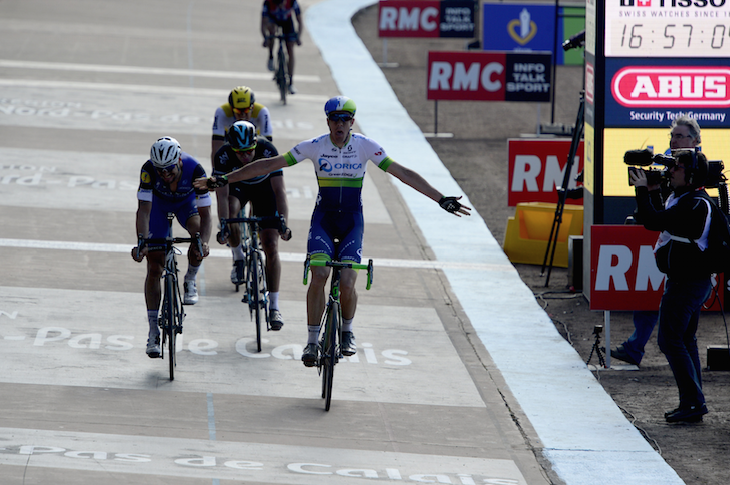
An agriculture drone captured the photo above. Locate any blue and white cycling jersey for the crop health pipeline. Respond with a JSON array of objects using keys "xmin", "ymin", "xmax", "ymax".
[
  {"xmin": 137, "ymin": 152, "xmax": 211, "ymax": 239},
  {"xmin": 137, "ymin": 152, "xmax": 210, "ymax": 205},
  {"xmin": 283, "ymin": 133, "xmax": 393, "ymax": 213}
]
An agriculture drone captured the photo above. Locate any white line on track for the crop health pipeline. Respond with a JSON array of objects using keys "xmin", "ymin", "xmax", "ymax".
[
  {"xmin": 0, "ymin": 79, "xmax": 328, "ymax": 103},
  {"xmin": 0, "ymin": 238, "xmax": 506, "ymax": 272},
  {"xmin": 0, "ymin": 59, "xmax": 321, "ymax": 83}
]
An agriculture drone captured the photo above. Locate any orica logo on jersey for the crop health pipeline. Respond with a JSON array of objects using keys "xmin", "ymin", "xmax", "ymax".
[
  {"xmin": 318, "ymin": 158, "xmax": 332, "ymax": 172},
  {"xmin": 335, "ymin": 162, "xmax": 363, "ymax": 170}
]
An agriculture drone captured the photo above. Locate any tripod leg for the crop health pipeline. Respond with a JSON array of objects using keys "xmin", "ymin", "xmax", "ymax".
[{"xmin": 543, "ymin": 93, "xmax": 585, "ymax": 286}]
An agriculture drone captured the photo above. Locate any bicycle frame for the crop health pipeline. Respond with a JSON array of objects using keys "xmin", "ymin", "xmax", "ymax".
[
  {"xmin": 272, "ymin": 27, "xmax": 289, "ymax": 104},
  {"xmin": 221, "ymin": 215, "xmax": 279, "ymax": 352},
  {"xmin": 303, "ymin": 255, "xmax": 373, "ymax": 410},
  {"xmin": 147, "ymin": 213, "xmax": 202, "ymax": 380}
]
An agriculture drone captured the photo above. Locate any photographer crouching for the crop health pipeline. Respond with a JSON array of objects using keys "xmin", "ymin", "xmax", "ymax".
[{"xmin": 630, "ymin": 149, "xmax": 712, "ymax": 423}]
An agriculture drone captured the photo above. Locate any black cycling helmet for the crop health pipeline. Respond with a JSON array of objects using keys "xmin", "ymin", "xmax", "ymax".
[{"xmin": 227, "ymin": 121, "xmax": 257, "ymax": 151}]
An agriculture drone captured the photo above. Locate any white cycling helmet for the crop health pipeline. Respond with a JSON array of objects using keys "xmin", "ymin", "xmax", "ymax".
[{"xmin": 149, "ymin": 136, "xmax": 181, "ymax": 169}]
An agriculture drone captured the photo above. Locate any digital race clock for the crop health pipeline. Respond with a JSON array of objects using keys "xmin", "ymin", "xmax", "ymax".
[{"xmin": 605, "ymin": 2, "xmax": 730, "ymax": 57}]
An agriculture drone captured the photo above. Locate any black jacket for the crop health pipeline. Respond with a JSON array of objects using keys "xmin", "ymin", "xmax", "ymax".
[{"xmin": 635, "ymin": 186, "xmax": 712, "ymax": 279}]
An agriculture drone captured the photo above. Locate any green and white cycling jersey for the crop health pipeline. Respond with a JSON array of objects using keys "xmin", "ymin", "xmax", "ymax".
[{"xmin": 283, "ymin": 133, "xmax": 393, "ymax": 212}]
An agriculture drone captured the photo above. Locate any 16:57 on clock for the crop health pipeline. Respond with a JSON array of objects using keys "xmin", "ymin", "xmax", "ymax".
[{"xmin": 607, "ymin": 19, "xmax": 730, "ymax": 57}]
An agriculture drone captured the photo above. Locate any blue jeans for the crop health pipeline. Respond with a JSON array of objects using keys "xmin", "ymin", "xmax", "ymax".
[
  {"xmin": 622, "ymin": 311, "xmax": 659, "ymax": 364},
  {"xmin": 657, "ymin": 278, "xmax": 712, "ymax": 409}
]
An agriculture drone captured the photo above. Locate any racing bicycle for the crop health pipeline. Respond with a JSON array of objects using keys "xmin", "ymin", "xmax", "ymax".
[
  {"xmin": 139, "ymin": 213, "xmax": 203, "ymax": 381},
  {"xmin": 303, "ymin": 253, "xmax": 373, "ymax": 411},
  {"xmin": 220, "ymin": 214, "xmax": 286, "ymax": 353}
]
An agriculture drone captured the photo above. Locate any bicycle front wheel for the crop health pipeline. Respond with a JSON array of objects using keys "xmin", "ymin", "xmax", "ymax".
[
  {"xmin": 276, "ymin": 45, "xmax": 288, "ymax": 104},
  {"xmin": 250, "ymin": 250, "xmax": 263, "ymax": 353},
  {"xmin": 321, "ymin": 301, "xmax": 339, "ymax": 411},
  {"xmin": 165, "ymin": 274, "xmax": 177, "ymax": 381}
]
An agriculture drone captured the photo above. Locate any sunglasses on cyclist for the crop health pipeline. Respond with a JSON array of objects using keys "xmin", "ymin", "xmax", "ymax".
[
  {"xmin": 231, "ymin": 145, "xmax": 257, "ymax": 153},
  {"xmin": 156, "ymin": 165, "xmax": 178, "ymax": 176},
  {"xmin": 328, "ymin": 112, "xmax": 353, "ymax": 123},
  {"xmin": 233, "ymin": 107, "xmax": 252, "ymax": 116}
]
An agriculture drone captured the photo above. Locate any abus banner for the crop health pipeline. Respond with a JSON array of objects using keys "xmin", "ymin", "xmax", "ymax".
[
  {"xmin": 612, "ymin": 67, "xmax": 730, "ymax": 108},
  {"xmin": 427, "ymin": 51, "xmax": 552, "ymax": 102},
  {"xmin": 378, "ymin": 0, "xmax": 475, "ymax": 39},
  {"xmin": 605, "ymin": 58, "xmax": 730, "ymax": 128},
  {"xmin": 508, "ymin": 139, "xmax": 584, "ymax": 206},
  {"xmin": 590, "ymin": 225, "xmax": 722, "ymax": 311}
]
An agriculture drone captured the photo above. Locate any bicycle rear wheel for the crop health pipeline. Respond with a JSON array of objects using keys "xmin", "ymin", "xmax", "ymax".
[
  {"xmin": 321, "ymin": 301, "xmax": 339, "ymax": 411},
  {"xmin": 164, "ymin": 274, "xmax": 177, "ymax": 380}
]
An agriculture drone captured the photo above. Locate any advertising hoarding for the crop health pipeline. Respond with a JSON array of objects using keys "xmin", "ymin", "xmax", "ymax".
[
  {"xmin": 508, "ymin": 139, "xmax": 585, "ymax": 206},
  {"xmin": 427, "ymin": 51, "xmax": 552, "ymax": 102}
]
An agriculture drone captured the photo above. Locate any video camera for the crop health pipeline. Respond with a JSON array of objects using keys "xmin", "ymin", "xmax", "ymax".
[
  {"xmin": 624, "ymin": 148, "xmax": 726, "ymax": 188},
  {"xmin": 624, "ymin": 149, "xmax": 674, "ymax": 186}
]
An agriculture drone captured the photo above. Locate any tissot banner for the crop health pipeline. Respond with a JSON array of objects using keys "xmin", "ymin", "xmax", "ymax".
[
  {"xmin": 378, "ymin": 0, "xmax": 475, "ymax": 38},
  {"xmin": 427, "ymin": 51, "xmax": 552, "ymax": 102}
]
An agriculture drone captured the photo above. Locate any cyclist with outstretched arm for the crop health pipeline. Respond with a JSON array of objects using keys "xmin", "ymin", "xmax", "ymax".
[
  {"xmin": 195, "ymin": 96, "xmax": 470, "ymax": 366},
  {"xmin": 132, "ymin": 137, "xmax": 212, "ymax": 358}
]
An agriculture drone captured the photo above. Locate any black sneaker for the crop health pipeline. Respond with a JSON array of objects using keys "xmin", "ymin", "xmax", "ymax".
[
  {"xmin": 302, "ymin": 343, "xmax": 319, "ymax": 367},
  {"xmin": 341, "ymin": 331, "xmax": 356, "ymax": 356},
  {"xmin": 610, "ymin": 344, "xmax": 639, "ymax": 365},
  {"xmin": 665, "ymin": 404, "xmax": 708, "ymax": 423},
  {"xmin": 235, "ymin": 260, "xmax": 245, "ymax": 284}
]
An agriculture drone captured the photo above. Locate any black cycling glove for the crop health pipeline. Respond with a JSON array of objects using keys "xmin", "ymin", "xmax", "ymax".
[
  {"xmin": 207, "ymin": 175, "xmax": 228, "ymax": 189},
  {"xmin": 439, "ymin": 196, "xmax": 462, "ymax": 214}
]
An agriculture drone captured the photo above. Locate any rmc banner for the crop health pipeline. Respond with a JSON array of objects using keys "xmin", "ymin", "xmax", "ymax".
[
  {"xmin": 378, "ymin": 0, "xmax": 475, "ymax": 38},
  {"xmin": 589, "ymin": 225, "xmax": 722, "ymax": 311},
  {"xmin": 508, "ymin": 138, "xmax": 584, "ymax": 206},
  {"xmin": 427, "ymin": 51, "xmax": 552, "ymax": 102}
]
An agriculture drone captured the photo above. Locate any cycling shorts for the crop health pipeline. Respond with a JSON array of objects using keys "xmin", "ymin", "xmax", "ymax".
[
  {"xmin": 270, "ymin": 18, "xmax": 298, "ymax": 42},
  {"xmin": 307, "ymin": 210, "xmax": 364, "ymax": 263},
  {"xmin": 229, "ymin": 175, "xmax": 281, "ymax": 230},
  {"xmin": 147, "ymin": 193, "xmax": 199, "ymax": 251}
]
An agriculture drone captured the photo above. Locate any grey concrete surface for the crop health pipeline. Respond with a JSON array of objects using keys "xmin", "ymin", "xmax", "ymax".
[{"xmin": 0, "ymin": 1, "xmax": 552, "ymax": 484}]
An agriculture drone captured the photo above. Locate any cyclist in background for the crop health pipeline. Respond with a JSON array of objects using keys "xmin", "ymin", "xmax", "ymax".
[
  {"xmin": 212, "ymin": 86, "xmax": 273, "ymax": 163},
  {"xmin": 131, "ymin": 137, "xmax": 212, "ymax": 357},
  {"xmin": 195, "ymin": 96, "xmax": 471, "ymax": 366},
  {"xmin": 261, "ymin": 0, "xmax": 303, "ymax": 95},
  {"xmin": 212, "ymin": 86, "xmax": 276, "ymax": 283},
  {"xmin": 213, "ymin": 121, "xmax": 292, "ymax": 331}
]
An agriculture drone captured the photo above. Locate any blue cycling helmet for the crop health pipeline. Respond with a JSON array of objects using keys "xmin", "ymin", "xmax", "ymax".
[
  {"xmin": 227, "ymin": 121, "xmax": 257, "ymax": 151},
  {"xmin": 324, "ymin": 96, "xmax": 356, "ymax": 116}
]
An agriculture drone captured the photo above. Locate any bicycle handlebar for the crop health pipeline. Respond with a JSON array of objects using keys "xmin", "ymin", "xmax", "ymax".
[
  {"xmin": 219, "ymin": 215, "xmax": 288, "ymax": 240},
  {"xmin": 303, "ymin": 256, "xmax": 374, "ymax": 290},
  {"xmin": 143, "ymin": 233, "xmax": 203, "ymax": 257}
]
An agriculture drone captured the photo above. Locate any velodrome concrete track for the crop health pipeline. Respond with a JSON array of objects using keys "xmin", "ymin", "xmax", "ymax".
[{"xmin": 0, "ymin": 1, "xmax": 685, "ymax": 484}]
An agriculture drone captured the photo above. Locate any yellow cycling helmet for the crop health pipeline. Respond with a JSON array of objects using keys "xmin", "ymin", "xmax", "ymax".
[{"xmin": 228, "ymin": 86, "xmax": 255, "ymax": 111}]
